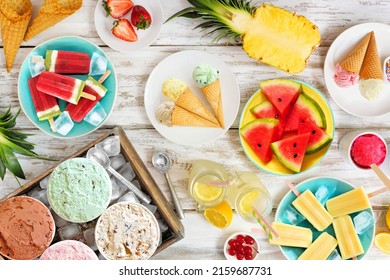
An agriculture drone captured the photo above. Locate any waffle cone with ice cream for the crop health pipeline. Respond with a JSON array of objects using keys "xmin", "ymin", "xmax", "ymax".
[
  {"xmin": 193, "ymin": 64, "xmax": 225, "ymax": 127},
  {"xmin": 333, "ymin": 32, "xmax": 370, "ymax": 88},
  {"xmin": 161, "ymin": 78, "xmax": 220, "ymax": 127},
  {"xmin": 0, "ymin": 0, "xmax": 32, "ymax": 72},
  {"xmin": 155, "ymin": 101, "xmax": 219, "ymax": 128},
  {"xmin": 24, "ymin": 0, "xmax": 82, "ymax": 41},
  {"xmin": 359, "ymin": 31, "xmax": 385, "ymax": 101}
]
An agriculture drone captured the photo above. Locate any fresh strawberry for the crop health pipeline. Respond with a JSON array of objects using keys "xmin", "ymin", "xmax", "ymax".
[
  {"xmin": 112, "ymin": 19, "xmax": 138, "ymax": 42},
  {"xmin": 130, "ymin": 5, "xmax": 152, "ymax": 30},
  {"xmin": 103, "ymin": 0, "xmax": 133, "ymax": 19}
]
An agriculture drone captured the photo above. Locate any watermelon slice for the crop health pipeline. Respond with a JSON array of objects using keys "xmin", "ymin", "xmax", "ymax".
[
  {"xmin": 271, "ymin": 133, "xmax": 311, "ymax": 173},
  {"xmin": 284, "ymin": 93, "xmax": 326, "ymax": 132},
  {"xmin": 260, "ymin": 79, "xmax": 301, "ymax": 115},
  {"xmin": 298, "ymin": 117, "xmax": 332, "ymax": 154},
  {"xmin": 250, "ymin": 101, "xmax": 286, "ymax": 140},
  {"xmin": 241, "ymin": 118, "xmax": 279, "ymax": 164}
]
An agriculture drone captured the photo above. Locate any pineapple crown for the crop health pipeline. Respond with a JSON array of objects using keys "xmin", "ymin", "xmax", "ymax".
[{"xmin": 166, "ymin": 0, "xmax": 255, "ymax": 42}]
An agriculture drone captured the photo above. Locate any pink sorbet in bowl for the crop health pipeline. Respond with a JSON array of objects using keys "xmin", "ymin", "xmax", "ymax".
[{"xmin": 350, "ymin": 134, "xmax": 387, "ymax": 168}]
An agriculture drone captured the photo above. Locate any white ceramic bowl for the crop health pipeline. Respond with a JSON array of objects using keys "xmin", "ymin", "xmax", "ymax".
[{"xmin": 223, "ymin": 232, "xmax": 259, "ymax": 260}]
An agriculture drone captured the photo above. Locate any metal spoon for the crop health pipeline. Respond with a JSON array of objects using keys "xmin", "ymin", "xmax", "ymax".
[
  {"xmin": 152, "ymin": 151, "xmax": 185, "ymax": 220},
  {"xmin": 86, "ymin": 148, "xmax": 151, "ymax": 204}
]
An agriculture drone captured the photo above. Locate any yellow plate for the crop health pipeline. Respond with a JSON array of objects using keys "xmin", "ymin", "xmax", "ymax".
[{"xmin": 239, "ymin": 80, "xmax": 334, "ymax": 176}]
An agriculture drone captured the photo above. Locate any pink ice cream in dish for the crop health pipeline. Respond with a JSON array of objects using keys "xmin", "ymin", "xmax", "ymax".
[
  {"xmin": 40, "ymin": 240, "xmax": 98, "ymax": 260},
  {"xmin": 350, "ymin": 134, "xmax": 387, "ymax": 169},
  {"xmin": 333, "ymin": 64, "xmax": 359, "ymax": 88}
]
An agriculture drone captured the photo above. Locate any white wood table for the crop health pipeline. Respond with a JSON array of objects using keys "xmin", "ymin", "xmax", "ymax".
[{"xmin": 1, "ymin": 0, "xmax": 390, "ymax": 260}]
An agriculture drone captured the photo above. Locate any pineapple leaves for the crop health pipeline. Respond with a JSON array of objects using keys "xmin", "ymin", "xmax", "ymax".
[
  {"xmin": 0, "ymin": 145, "xmax": 25, "ymax": 180},
  {"xmin": 0, "ymin": 106, "xmax": 53, "ymax": 181}
]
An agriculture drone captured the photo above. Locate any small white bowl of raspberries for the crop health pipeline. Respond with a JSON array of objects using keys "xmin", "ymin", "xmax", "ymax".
[{"xmin": 223, "ymin": 232, "xmax": 259, "ymax": 260}]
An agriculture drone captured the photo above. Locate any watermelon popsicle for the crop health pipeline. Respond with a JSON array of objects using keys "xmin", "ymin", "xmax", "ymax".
[
  {"xmin": 28, "ymin": 76, "xmax": 61, "ymax": 131},
  {"xmin": 45, "ymin": 50, "xmax": 90, "ymax": 74},
  {"xmin": 66, "ymin": 70, "xmax": 111, "ymax": 122},
  {"xmin": 36, "ymin": 72, "xmax": 96, "ymax": 105}
]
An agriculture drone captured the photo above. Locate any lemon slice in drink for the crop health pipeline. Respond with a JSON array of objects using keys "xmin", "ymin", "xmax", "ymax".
[
  {"xmin": 239, "ymin": 190, "xmax": 261, "ymax": 216},
  {"xmin": 374, "ymin": 232, "xmax": 390, "ymax": 254},
  {"xmin": 193, "ymin": 181, "xmax": 223, "ymax": 203}
]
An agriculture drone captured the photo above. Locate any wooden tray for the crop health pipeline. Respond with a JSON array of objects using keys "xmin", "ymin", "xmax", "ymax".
[{"xmin": 0, "ymin": 127, "xmax": 184, "ymax": 257}]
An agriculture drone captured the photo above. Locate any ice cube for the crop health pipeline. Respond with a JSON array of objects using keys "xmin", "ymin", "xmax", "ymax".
[
  {"xmin": 117, "ymin": 191, "xmax": 140, "ymax": 204},
  {"xmin": 131, "ymin": 179, "xmax": 141, "ymax": 189},
  {"xmin": 53, "ymin": 111, "xmax": 74, "ymax": 136},
  {"xmin": 157, "ymin": 219, "xmax": 169, "ymax": 233},
  {"xmin": 28, "ymin": 188, "xmax": 49, "ymax": 207},
  {"xmin": 117, "ymin": 162, "xmax": 135, "ymax": 182},
  {"xmin": 95, "ymin": 136, "xmax": 120, "ymax": 157},
  {"xmin": 28, "ymin": 55, "xmax": 45, "ymax": 77},
  {"xmin": 109, "ymin": 154, "xmax": 126, "ymax": 171},
  {"xmin": 282, "ymin": 205, "xmax": 306, "ymax": 225},
  {"xmin": 90, "ymin": 52, "xmax": 108, "ymax": 76},
  {"xmin": 50, "ymin": 210, "xmax": 70, "ymax": 228},
  {"xmin": 84, "ymin": 102, "xmax": 107, "ymax": 127},
  {"xmin": 353, "ymin": 211, "xmax": 374, "ymax": 235},
  {"xmin": 110, "ymin": 177, "xmax": 127, "ymax": 203},
  {"xmin": 327, "ymin": 249, "xmax": 341, "ymax": 260},
  {"xmin": 39, "ymin": 175, "xmax": 50, "ymax": 189},
  {"xmin": 141, "ymin": 202, "xmax": 157, "ymax": 214},
  {"xmin": 58, "ymin": 224, "xmax": 82, "ymax": 240},
  {"xmin": 83, "ymin": 228, "xmax": 98, "ymax": 251},
  {"xmin": 315, "ymin": 185, "xmax": 336, "ymax": 205}
]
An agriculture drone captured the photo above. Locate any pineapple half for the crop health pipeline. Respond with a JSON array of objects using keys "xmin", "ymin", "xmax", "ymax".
[{"xmin": 167, "ymin": 1, "xmax": 321, "ymax": 74}]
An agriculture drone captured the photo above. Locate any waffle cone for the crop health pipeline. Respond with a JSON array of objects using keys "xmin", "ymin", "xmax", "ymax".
[
  {"xmin": 201, "ymin": 79, "xmax": 224, "ymax": 128},
  {"xmin": 175, "ymin": 87, "xmax": 220, "ymax": 126},
  {"xmin": 360, "ymin": 32, "xmax": 383, "ymax": 80},
  {"xmin": 0, "ymin": 0, "xmax": 32, "ymax": 72},
  {"xmin": 172, "ymin": 106, "xmax": 219, "ymax": 127},
  {"xmin": 24, "ymin": 0, "xmax": 82, "ymax": 41},
  {"xmin": 340, "ymin": 32, "xmax": 370, "ymax": 74}
]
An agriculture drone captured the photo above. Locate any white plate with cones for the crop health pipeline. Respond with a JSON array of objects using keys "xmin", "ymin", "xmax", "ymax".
[
  {"xmin": 144, "ymin": 50, "xmax": 240, "ymax": 146},
  {"xmin": 324, "ymin": 22, "xmax": 390, "ymax": 117}
]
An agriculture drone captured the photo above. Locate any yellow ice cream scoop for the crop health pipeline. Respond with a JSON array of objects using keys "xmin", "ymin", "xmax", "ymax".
[{"xmin": 162, "ymin": 78, "xmax": 187, "ymax": 102}]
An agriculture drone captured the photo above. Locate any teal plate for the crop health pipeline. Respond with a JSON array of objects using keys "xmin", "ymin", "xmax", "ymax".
[
  {"xmin": 275, "ymin": 177, "xmax": 375, "ymax": 260},
  {"xmin": 18, "ymin": 36, "xmax": 117, "ymax": 138}
]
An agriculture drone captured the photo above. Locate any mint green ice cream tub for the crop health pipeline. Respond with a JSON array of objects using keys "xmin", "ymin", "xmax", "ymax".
[{"xmin": 48, "ymin": 158, "xmax": 112, "ymax": 223}]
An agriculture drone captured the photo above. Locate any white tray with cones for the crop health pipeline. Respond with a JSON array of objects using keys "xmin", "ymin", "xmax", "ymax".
[
  {"xmin": 324, "ymin": 23, "xmax": 390, "ymax": 117},
  {"xmin": 144, "ymin": 50, "xmax": 240, "ymax": 146}
]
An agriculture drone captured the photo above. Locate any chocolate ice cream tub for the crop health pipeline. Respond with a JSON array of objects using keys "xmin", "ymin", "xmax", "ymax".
[{"xmin": 0, "ymin": 196, "xmax": 55, "ymax": 260}]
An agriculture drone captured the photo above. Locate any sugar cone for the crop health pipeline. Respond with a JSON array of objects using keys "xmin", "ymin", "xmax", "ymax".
[
  {"xmin": 172, "ymin": 106, "xmax": 219, "ymax": 128},
  {"xmin": 24, "ymin": 0, "xmax": 82, "ymax": 41},
  {"xmin": 201, "ymin": 79, "xmax": 224, "ymax": 128},
  {"xmin": 0, "ymin": 0, "xmax": 32, "ymax": 72},
  {"xmin": 340, "ymin": 32, "xmax": 370, "ymax": 74},
  {"xmin": 360, "ymin": 31, "xmax": 383, "ymax": 80},
  {"xmin": 175, "ymin": 87, "xmax": 220, "ymax": 126}
]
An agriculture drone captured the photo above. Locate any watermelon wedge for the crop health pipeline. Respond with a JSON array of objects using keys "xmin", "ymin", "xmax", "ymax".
[
  {"xmin": 271, "ymin": 133, "xmax": 311, "ymax": 173},
  {"xmin": 241, "ymin": 118, "xmax": 279, "ymax": 164},
  {"xmin": 260, "ymin": 79, "xmax": 301, "ymax": 115},
  {"xmin": 298, "ymin": 117, "xmax": 332, "ymax": 154},
  {"xmin": 284, "ymin": 93, "xmax": 326, "ymax": 132},
  {"xmin": 250, "ymin": 101, "xmax": 286, "ymax": 140}
]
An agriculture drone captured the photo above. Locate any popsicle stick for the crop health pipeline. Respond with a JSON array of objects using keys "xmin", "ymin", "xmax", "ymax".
[
  {"xmin": 370, "ymin": 164, "xmax": 390, "ymax": 190},
  {"xmin": 48, "ymin": 118, "xmax": 56, "ymax": 133},
  {"xmin": 368, "ymin": 186, "xmax": 388, "ymax": 198},
  {"xmin": 286, "ymin": 181, "xmax": 301, "ymax": 197},
  {"xmin": 81, "ymin": 92, "xmax": 97, "ymax": 101},
  {"xmin": 98, "ymin": 70, "xmax": 111, "ymax": 83}
]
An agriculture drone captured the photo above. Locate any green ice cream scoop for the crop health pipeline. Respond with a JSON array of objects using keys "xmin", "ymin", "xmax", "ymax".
[
  {"xmin": 192, "ymin": 64, "xmax": 219, "ymax": 88},
  {"xmin": 47, "ymin": 158, "xmax": 111, "ymax": 223}
]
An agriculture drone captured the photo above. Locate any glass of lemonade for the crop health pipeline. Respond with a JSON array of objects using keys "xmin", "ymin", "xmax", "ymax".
[
  {"xmin": 188, "ymin": 160, "xmax": 231, "ymax": 208},
  {"xmin": 233, "ymin": 172, "xmax": 272, "ymax": 223}
]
